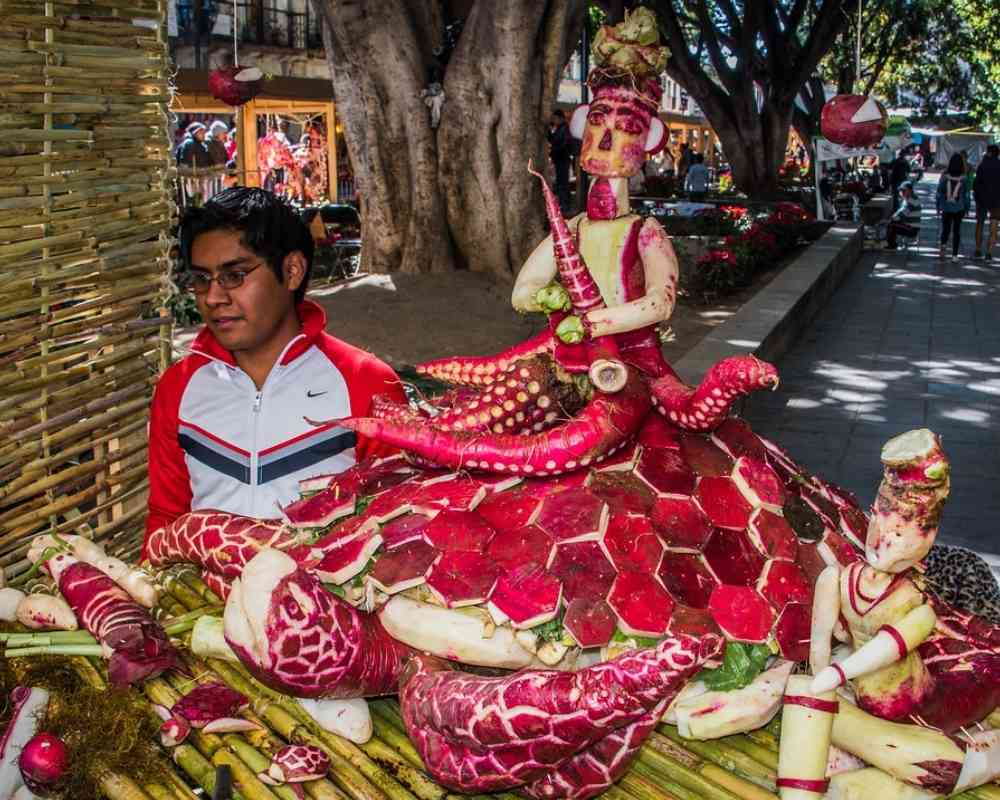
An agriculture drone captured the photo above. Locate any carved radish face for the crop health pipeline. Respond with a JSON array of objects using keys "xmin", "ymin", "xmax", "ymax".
[{"xmin": 579, "ymin": 87, "xmax": 656, "ymax": 178}]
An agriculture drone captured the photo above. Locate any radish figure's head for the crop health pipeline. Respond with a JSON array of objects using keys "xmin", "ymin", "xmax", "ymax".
[{"xmin": 572, "ymin": 80, "xmax": 665, "ymax": 178}]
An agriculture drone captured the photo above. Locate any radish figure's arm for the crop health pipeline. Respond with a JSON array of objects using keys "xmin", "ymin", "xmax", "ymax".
[
  {"xmin": 511, "ymin": 214, "xmax": 586, "ymax": 313},
  {"xmin": 584, "ymin": 217, "xmax": 679, "ymax": 338}
]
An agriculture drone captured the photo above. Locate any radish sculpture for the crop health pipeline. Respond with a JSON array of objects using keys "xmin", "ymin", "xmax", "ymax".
[{"xmin": 141, "ymin": 11, "xmax": 1000, "ymax": 799}]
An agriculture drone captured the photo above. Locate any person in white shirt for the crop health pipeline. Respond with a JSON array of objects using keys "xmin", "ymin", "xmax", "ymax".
[{"xmin": 684, "ymin": 153, "xmax": 710, "ymax": 200}]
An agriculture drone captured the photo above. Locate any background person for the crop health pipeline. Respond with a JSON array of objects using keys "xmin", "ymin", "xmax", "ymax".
[
  {"xmin": 936, "ymin": 153, "xmax": 971, "ymax": 261},
  {"xmin": 206, "ymin": 121, "xmax": 229, "ymax": 167},
  {"xmin": 144, "ymin": 188, "xmax": 404, "ymax": 552},
  {"xmin": 973, "ymin": 143, "xmax": 1000, "ymax": 261},
  {"xmin": 546, "ymin": 109, "xmax": 572, "ymax": 212},
  {"xmin": 684, "ymin": 152, "xmax": 709, "ymax": 200},
  {"xmin": 886, "ymin": 181, "xmax": 921, "ymax": 250},
  {"xmin": 176, "ymin": 122, "xmax": 211, "ymax": 168}
]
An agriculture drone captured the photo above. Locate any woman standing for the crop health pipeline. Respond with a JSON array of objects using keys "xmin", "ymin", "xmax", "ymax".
[{"xmin": 937, "ymin": 153, "xmax": 971, "ymax": 261}]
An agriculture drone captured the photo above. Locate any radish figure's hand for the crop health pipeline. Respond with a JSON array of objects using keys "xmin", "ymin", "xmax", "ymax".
[{"xmin": 555, "ymin": 315, "xmax": 588, "ymax": 344}]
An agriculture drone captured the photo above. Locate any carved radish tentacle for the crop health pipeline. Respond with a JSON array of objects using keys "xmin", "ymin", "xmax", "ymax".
[
  {"xmin": 650, "ymin": 355, "xmax": 779, "ymax": 431},
  {"xmin": 337, "ymin": 368, "xmax": 651, "ymax": 476},
  {"xmin": 398, "ymin": 633, "xmax": 721, "ymax": 797},
  {"xmin": 224, "ymin": 549, "xmax": 415, "ymax": 698},
  {"xmin": 46, "ymin": 554, "xmax": 179, "ymax": 686},
  {"xmin": 528, "ymin": 161, "xmax": 604, "ymax": 315},
  {"xmin": 428, "ymin": 357, "xmax": 564, "ymax": 436},
  {"xmin": 146, "ymin": 511, "xmax": 301, "ymax": 580},
  {"xmin": 416, "ymin": 329, "xmax": 555, "ymax": 387}
]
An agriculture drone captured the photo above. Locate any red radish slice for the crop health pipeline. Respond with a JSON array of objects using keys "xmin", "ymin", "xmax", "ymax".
[{"xmin": 708, "ymin": 585, "xmax": 775, "ymax": 643}]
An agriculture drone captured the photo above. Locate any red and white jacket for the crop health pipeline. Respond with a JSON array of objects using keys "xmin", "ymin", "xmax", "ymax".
[{"xmin": 144, "ymin": 300, "xmax": 404, "ymax": 549}]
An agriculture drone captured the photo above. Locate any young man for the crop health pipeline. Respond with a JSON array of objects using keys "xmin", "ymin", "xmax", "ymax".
[
  {"xmin": 547, "ymin": 109, "xmax": 572, "ymax": 212},
  {"xmin": 144, "ymin": 188, "xmax": 404, "ymax": 550}
]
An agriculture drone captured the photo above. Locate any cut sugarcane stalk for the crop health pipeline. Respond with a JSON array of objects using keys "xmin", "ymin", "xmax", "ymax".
[
  {"xmin": 953, "ymin": 729, "xmax": 1000, "ymax": 794},
  {"xmin": 812, "ymin": 603, "xmax": 937, "ymax": 692},
  {"xmin": 670, "ymin": 661, "xmax": 794, "ymax": 740},
  {"xmin": 190, "ymin": 616, "xmax": 240, "ymax": 662},
  {"xmin": 826, "ymin": 767, "xmax": 941, "ymax": 799},
  {"xmin": 776, "ymin": 675, "xmax": 837, "ymax": 799},
  {"xmin": 831, "ymin": 699, "xmax": 963, "ymax": 793}
]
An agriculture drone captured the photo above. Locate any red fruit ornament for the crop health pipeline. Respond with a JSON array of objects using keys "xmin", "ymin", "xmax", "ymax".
[
  {"xmin": 821, "ymin": 94, "xmax": 888, "ymax": 148},
  {"xmin": 18, "ymin": 732, "xmax": 68, "ymax": 793},
  {"xmin": 208, "ymin": 66, "xmax": 265, "ymax": 107}
]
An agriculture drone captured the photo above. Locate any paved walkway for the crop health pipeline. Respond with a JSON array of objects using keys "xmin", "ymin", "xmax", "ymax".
[{"xmin": 743, "ymin": 173, "xmax": 1000, "ymax": 558}]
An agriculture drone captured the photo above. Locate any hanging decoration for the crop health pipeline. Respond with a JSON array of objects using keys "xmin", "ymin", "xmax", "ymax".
[
  {"xmin": 820, "ymin": 93, "xmax": 887, "ymax": 148},
  {"xmin": 207, "ymin": 9, "xmax": 266, "ymax": 107},
  {"xmin": 819, "ymin": 0, "xmax": 887, "ymax": 148},
  {"xmin": 207, "ymin": 65, "xmax": 265, "ymax": 107}
]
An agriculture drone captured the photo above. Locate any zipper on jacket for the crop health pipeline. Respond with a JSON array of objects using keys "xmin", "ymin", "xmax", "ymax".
[{"xmin": 250, "ymin": 389, "xmax": 262, "ymax": 505}]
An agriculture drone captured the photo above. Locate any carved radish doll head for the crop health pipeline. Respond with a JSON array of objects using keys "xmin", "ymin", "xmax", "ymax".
[{"xmin": 572, "ymin": 78, "xmax": 666, "ymax": 179}]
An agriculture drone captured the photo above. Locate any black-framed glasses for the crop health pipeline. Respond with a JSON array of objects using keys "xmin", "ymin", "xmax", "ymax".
[{"xmin": 184, "ymin": 262, "xmax": 263, "ymax": 294}]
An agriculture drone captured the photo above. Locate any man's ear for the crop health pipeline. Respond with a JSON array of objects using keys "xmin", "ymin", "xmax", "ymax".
[
  {"xmin": 569, "ymin": 105, "xmax": 589, "ymax": 139},
  {"xmin": 644, "ymin": 118, "xmax": 666, "ymax": 154},
  {"xmin": 283, "ymin": 251, "xmax": 307, "ymax": 292}
]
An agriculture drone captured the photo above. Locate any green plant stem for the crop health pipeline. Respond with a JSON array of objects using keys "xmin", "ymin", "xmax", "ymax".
[
  {"xmin": 621, "ymin": 767, "xmax": 692, "ymax": 800},
  {"xmin": 180, "ymin": 570, "xmax": 224, "ymax": 604},
  {"xmin": 635, "ymin": 743, "xmax": 743, "ymax": 800},
  {"xmin": 717, "ymin": 734, "xmax": 780, "ymax": 771},
  {"xmin": 5, "ymin": 643, "xmax": 105, "ymax": 657},
  {"xmin": 1, "ymin": 630, "xmax": 99, "ymax": 646},
  {"xmin": 224, "ymin": 736, "xmax": 301, "ymax": 800},
  {"xmin": 162, "ymin": 603, "xmax": 223, "ymax": 635},
  {"xmin": 164, "ymin": 572, "xmax": 210, "ymax": 611}
]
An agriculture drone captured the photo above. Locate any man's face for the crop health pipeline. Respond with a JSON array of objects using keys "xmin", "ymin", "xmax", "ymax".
[
  {"xmin": 580, "ymin": 91, "xmax": 650, "ymax": 178},
  {"xmin": 190, "ymin": 229, "xmax": 302, "ymax": 355},
  {"xmin": 193, "ymin": 129, "xmax": 205, "ymax": 142}
]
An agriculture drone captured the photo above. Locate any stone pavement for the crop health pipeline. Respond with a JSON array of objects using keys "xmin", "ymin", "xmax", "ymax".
[{"xmin": 742, "ymin": 173, "xmax": 1000, "ymax": 558}]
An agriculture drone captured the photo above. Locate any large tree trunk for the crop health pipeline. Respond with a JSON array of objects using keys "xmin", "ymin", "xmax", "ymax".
[
  {"xmin": 313, "ymin": 0, "xmax": 584, "ymax": 279},
  {"xmin": 652, "ymin": 0, "xmax": 856, "ymax": 197}
]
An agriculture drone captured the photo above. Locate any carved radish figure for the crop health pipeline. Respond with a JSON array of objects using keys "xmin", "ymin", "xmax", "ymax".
[{"xmin": 140, "ymin": 10, "xmax": 1000, "ymax": 800}]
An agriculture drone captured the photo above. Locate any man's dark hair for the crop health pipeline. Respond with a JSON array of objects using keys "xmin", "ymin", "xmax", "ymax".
[
  {"xmin": 179, "ymin": 187, "xmax": 314, "ymax": 303},
  {"xmin": 988, "ymin": 144, "xmax": 999, "ymax": 158},
  {"xmin": 694, "ymin": 153, "xmax": 704, "ymax": 164},
  {"xmin": 551, "ymin": 109, "xmax": 566, "ymax": 120}
]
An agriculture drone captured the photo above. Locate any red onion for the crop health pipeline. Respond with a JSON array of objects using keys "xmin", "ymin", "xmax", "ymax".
[{"xmin": 18, "ymin": 732, "xmax": 68, "ymax": 792}]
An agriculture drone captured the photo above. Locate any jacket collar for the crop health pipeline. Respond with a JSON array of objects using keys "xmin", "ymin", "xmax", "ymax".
[{"xmin": 189, "ymin": 299, "xmax": 327, "ymax": 368}]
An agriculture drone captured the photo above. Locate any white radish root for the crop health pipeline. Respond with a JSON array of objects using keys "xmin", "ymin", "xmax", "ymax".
[
  {"xmin": 810, "ymin": 565, "xmax": 841, "ymax": 675},
  {"xmin": 0, "ymin": 588, "xmax": 26, "ymax": 622},
  {"xmin": 297, "ymin": 697, "xmax": 373, "ymax": 744},
  {"xmin": 670, "ymin": 661, "xmax": 794, "ymax": 740},
  {"xmin": 380, "ymin": 595, "xmax": 534, "ymax": 669},
  {"xmin": 16, "ymin": 594, "xmax": 78, "ymax": 631}
]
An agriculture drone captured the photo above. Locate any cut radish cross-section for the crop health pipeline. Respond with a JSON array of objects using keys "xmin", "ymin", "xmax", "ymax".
[
  {"xmin": 607, "ymin": 570, "xmax": 674, "ymax": 637},
  {"xmin": 487, "ymin": 563, "xmax": 562, "ymax": 629}
]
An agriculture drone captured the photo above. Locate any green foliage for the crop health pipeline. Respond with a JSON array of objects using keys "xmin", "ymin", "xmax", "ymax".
[
  {"xmin": 697, "ymin": 642, "xmax": 772, "ymax": 691},
  {"xmin": 531, "ymin": 614, "xmax": 566, "ymax": 643},
  {"xmin": 820, "ymin": 0, "xmax": 1000, "ymax": 128},
  {"xmin": 611, "ymin": 627, "xmax": 662, "ymax": 649},
  {"xmin": 165, "ymin": 287, "xmax": 202, "ymax": 327}
]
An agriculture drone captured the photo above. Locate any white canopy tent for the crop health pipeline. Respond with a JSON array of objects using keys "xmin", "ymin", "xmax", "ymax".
[{"xmin": 813, "ymin": 138, "xmax": 880, "ymax": 221}]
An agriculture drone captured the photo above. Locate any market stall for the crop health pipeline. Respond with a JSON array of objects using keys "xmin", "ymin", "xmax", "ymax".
[{"xmin": 170, "ymin": 71, "xmax": 342, "ymax": 208}]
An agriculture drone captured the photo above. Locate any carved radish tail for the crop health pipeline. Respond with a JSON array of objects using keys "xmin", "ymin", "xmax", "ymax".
[
  {"xmin": 528, "ymin": 161, "xmax": 605, "ymax": 315},
  {"xmin": 398, "ymin": 633, "xmax": 721, "ymax": 798},
  {"xmin": 146, "ymin": 511, "xmax": 300, "ymax": 580},
  {"xmin": 336, "ymin": 367, "xmax": 651, "ymax": 477},
  {"xmin": 225, "ymin": 551, "xmax": 414, "ymax": 699},
  {"xmin": 52, "ymin": 557, "xmax": 179, "ymax": 686},
  {"xmin": 416, "ymin": 329, "xmax": 554, "ymax": 387},
  {"xmin": 650, "ymin": 355, "xmax": 779, "ymax": 431}
]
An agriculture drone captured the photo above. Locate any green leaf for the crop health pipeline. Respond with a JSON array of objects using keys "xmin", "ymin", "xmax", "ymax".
[
  {"xmin": 611, "ymin": 628, "xmax": 662, "ymax": 649},
  {"xmin": 697, "ymin": 642, "xmax": 773, "ymax": 692},
  {"xmin": 531, "ymin": 614, "xmax": 566, "ymax": 643}
]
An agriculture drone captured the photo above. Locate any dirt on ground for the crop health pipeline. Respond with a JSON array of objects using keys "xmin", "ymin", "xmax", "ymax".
[{"xmin": 174, "ymin": 263, "xmax": 790, "ymax": 369}]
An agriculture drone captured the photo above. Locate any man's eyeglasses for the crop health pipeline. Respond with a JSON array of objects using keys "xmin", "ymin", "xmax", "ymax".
[{"xmin": 184, "ymin": 263, "xmax": 263, "ymax": 294}]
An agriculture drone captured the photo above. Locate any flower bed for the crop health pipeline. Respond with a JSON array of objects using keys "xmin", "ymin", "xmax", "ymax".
[{"xmin": 678, "ymin": 202, "xmax": 829, "ymax": 304}]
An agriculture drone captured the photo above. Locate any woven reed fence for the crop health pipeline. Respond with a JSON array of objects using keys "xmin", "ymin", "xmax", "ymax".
[{"xmin": 0, "ymin": 0, "xmax": 173, "ymax": 583}]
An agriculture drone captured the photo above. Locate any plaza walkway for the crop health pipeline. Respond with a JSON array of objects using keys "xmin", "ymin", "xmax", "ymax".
[{"xmin": 743, "ymin": 173, "xmax": 1000, "ymax": 558}]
